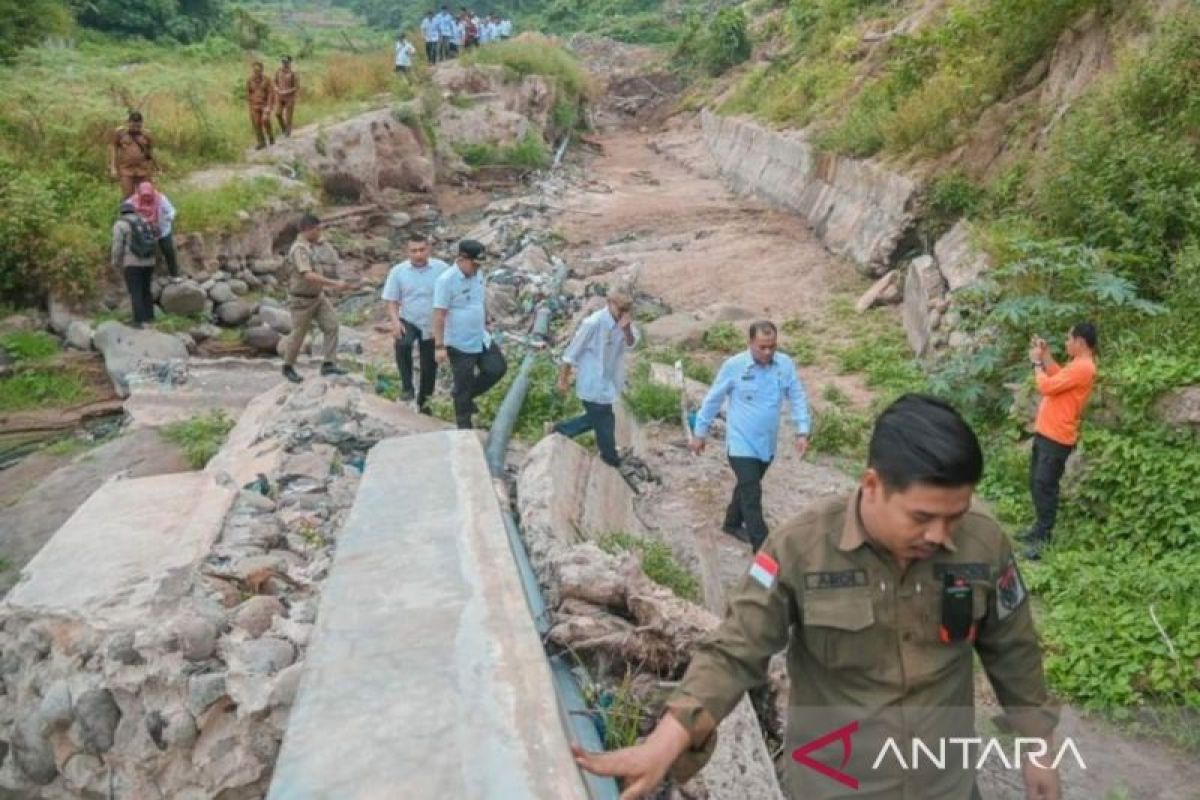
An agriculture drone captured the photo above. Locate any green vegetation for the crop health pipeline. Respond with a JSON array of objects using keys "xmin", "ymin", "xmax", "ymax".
[
  {"xmin": 623, "ymin": 360, "xmax": 682, "ymax": 422},
  {"xmin": 0, "ymin": 368, "xmax": 92, "ymax": 411},
  {"xmin": 0, "ymin": 331, "xmax": 59, "ymax": 362},
  {"xmin": 461, "ymin": 35, "xmax": 590, "ymax": 107},
  {"xmin": 599, "ymin": 531, "xmax": 700, "ymax": 602},
  {"xmin": 674, "ymin": 7, "xmax": 752, "ymax": 76},
  {"xmin": 458, "ymin": 132, "xmax": 551, "ymax": 171},
  {"xmin": 700, "ymin": 321, "xmax": 743, "ymax": 352},
  {"xmin": 643, "ymin": 344, "xmax": 715, "ymax": 384},
  {"xmin": 161, "ymin": 409, "xmax": 235, "ymax": 468},
  {"xmin": 518, "ymin": 0, "xmax": 683, "ymax": 45}
]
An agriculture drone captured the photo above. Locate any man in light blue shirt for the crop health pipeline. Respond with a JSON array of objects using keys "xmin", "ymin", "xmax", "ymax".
[
  {"xmin": 550, "ymin": 290, "xmax": 639, "ymax": 467},
  {"xmin": 435, "ymin": 6, "xmax": 456, "ymax": 61},
  {"xmin": 691, "ymin": 320, "xmax": 811, "ymax": 551},
  {"xmin": 382, "ymin": 232, "xmax": 450, "ymax": 411},
  {"xmin": 433, "ymin": 239, "xmax": 507, "ymax": 429},
  {"xmin": 420, "ymin": 10, "xmax": 439, "ymax": 64}
]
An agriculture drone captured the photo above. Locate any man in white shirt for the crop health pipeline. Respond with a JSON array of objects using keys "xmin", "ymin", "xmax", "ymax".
[
  {"xmin": 435, "ymin": 5, "xmax": 455, "ymax": 61},
  {"xmin": 549, "ymin": 290, "xmax": 639, "ymax": 467},
  {"xmin": 394, "ymin": 33, "xmax": 416, "ymax": 77},
  {"xmin": 382, "ymin": 233, "xmax": 450, "ymax": 410},
  {"xmin": 420, "ymin": 11, "xmax": 439, "ymax": 64},
  {"xmin": 499, "ymin": 18, "xmax": 513, "ymax": 39}
]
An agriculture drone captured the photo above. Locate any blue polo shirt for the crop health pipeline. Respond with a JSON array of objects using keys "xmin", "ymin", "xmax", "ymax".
[
  {"xmin": 694, "ymin": 350, "xmax": 811, "ymax": 461},
  {"xmin": 432, "ymin": 264, "xmax": 488, "ymax": 353},
  {"xmin": 381, "ymin": 258, "xmax": 449, "ymax": 338}
]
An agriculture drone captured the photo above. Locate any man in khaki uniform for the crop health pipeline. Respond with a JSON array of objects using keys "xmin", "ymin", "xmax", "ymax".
[
  {"xmin": 576, "ymin": 394, "xmax": 1062, "ymax": 800},
  {"xmin": 273, "ymin": 56, "xmax": 299, "ymax": 137},
  {"xmin": 247, "ymin": 61, "xmax": 275, "ymax": 149},
  {"xmin": 108, "ymin": 111, "xmax": 157, "ymax": 198},
  {"xmin": 282, "ymin": 214, "xmax": 348, "ymax": 383}
]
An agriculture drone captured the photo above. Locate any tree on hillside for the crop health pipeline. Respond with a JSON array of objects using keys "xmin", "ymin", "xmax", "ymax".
[
  {"xmin": 0, "ymin": 0, "xmax": 71, "ymax": 61},
  {"xmin": 68, "ymin": 0, "xmax": 227, "ymax": 43}
]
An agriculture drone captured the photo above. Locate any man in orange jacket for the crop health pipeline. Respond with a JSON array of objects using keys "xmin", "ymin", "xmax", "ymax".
[{"xmin": 1021, "ymin": 322, "xmax": 1097, "ymax": 559}]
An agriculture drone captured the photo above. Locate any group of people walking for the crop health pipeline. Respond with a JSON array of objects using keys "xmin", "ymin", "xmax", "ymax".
[
  {"xmin": 245, "ymin": 56, "xmax": 300, "ymax": 149},
  {"xmin": 418, "ymin": 6, "xmax": 513, "ymax": 64}
]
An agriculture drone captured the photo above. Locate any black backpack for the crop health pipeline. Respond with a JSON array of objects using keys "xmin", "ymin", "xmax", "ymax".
[{"xmin": 122, "ymin": 213, "xmax": 159, "ymax": 259}]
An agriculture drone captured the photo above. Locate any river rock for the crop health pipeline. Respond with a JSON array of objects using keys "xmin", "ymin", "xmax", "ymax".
[
  {"xmin": 160, "ymin": 281, "xmax": 208, "ymax": 315},
  {"xmin": 216, "ymin": 300, "xmax": 255, "ymax": 327},
  {"xmin": 209, "ymin": 282, "xmax": 237, "ymax": 305},
  {"xmin": 92, "ymin": 321, "xmax": 189, "ymax": 398}
]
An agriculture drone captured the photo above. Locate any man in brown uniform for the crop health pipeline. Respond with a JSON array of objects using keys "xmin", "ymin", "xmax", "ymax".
[
  {"xmin": 273, "ymin": 56, "xmax": 299, "ymax": 137},
  {"xmin": 247, "ymin": 61, "xmax": 275, "ymax": 149},
  {"xmin": 108, "ymin": 111, "xmax": 156, "ymax": 199},
  {"xmin": 576, "ymin": 394, "xmax": 1063, "ymax": 800},
  {"xmin": 282, "ymin": 214, "xmax": 349, "ymax": 383}
]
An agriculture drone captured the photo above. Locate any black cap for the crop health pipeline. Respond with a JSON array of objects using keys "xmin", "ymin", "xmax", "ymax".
[
  {"xmin": 119, "ymin": 201, "xmax": 136, "ymax": 214},
  {"xmin": 458, "ymin": 239, "xmax": 486, "ymax": 260}
]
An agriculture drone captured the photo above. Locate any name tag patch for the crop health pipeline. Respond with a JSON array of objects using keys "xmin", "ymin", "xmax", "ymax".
[
  {"xmin": 933, "ymin": 562, "xmax": 992, "ymax": 581},
  {"xmin": 804, "ymin": 569, "xmax": 868, "ymax": 590}
]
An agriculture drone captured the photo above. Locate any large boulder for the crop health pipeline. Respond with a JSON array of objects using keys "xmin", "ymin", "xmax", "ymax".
[
  {"xmin": 92, "ymin": 321, "xmax": 189, "ymax": 398},
  {"xmin": 258, "ymin": 305, "xmax": 293, "ymax": 335},
  {"xmin": 243, "ymin": 326, "xmax": 282, "ymax": 354},
  {"xmin": 902, "ymin": 255, "xmax": 947, "ymax": 356},
  {"xmin": 65, "ymin": 319, "xmax": 95, "ymax": 351},
  {"xmin": 161, "ymin": 281, "xmax": 209, "ymax": 316},
  {"xmin": 251, "ymin": 107, "xmax": 435, "ymax": 201},
  {"xmin": 1154, "ymin": 386, "xmax": 1200, "ymax": 432},
  {"xmin": 216, "ymin": 300, "xmax": 255, "ymax": 327},
  {"xmin": 934, "ymin": 220, "xmax": 992, "ymax": 292},
  {"xmin": 855, "ymin": 269, "xmax": 903, "ymax": 313},
  {"xmin": 209, "ymin": 282, "xmax": 237, "ymax": 305}
]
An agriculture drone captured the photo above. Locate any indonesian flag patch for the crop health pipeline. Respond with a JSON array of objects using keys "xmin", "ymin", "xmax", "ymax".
[{"xmin": 749, "ymin": 551, "xmax": 779, "ymax": 590}]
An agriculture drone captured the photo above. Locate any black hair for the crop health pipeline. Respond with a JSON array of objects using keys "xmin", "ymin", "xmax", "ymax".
[
  {"xmin": 298, "ymin": 213, "xmax": 321, "ymax": 231},
  {"xmin": 407, "ymin": 231, "xmax": 430, "ymax": 244},
  {"xmin": 1071, "ymin": 321, "xmax": 1098, "ymax": 353},
  {"xmin": 868, "ymin": 394, "xmax": 983, "ymax": 491},
  {"xmin": 748, "ymin": 320, "xmax": 778, "ymax": 339},
  {"xmin": 127, "ymin": 111, "xmax": 143, "ymax": 122}
]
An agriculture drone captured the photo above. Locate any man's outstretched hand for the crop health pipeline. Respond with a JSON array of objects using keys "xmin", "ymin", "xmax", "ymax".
[{"xmin": 573, "ymin": 712, "xmax": 691, "ymax": 800}]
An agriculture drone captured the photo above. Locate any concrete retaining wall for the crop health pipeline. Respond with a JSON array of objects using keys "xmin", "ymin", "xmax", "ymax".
[{"xmin": 701, "ymin": 110, "xmax": 920, "ymax": 275}]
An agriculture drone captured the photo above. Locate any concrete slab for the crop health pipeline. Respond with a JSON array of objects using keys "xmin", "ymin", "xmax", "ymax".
[
  {"xmin": 125, "ymin": 356, "xmax": 286, "ymax": 428},
  {"xmin": 3, "ymin": 472, "xmax": 235, "ymax": 627},
  {"xmin": 268, "ymin": 431, "xmax": 588, "ymax": 800}
]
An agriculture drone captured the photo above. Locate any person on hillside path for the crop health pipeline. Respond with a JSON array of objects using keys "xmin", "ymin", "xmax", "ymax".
[
  {"xmin": 247, "ymin": 61, "xmax": 275, "ymax": 149},
  {"xmin": 575, "ymin": 394, "xmax": 1062, "ymax": 800},
  {"xmin": 282, "ymin": 214, "xmax": 349, "ymax": 384},
  {"xmin": 435, "ymin": 6, "xmax": 455, "ymax": 62},
  {"xmin": 125, "ymin": 180, "xmax": 179, "ymax": 278},
  {"xmin": 461, "ymin": 7, "xmax": 479, "ymax": 49},
  {"xmin": 691, "ymin": 320, "xmax": 811, "ymax": 553},
  {"xmin": 1020, "ymin": 322, "xmax": 1098, "ymax": 560},
  {"xmin": 420, "ymin": 10, "xmax": 439, "ymax": 64},
  {"xmin": 394, "ymin": 32, "xmax": 416, "ymax": 79},
  {"xmin": 382, "ymin": 232, "xmax": 450, "ymax": 412},
  {"xmin": 108, "ymin": 111, "xmax": 157, "ymax": 199},
  {"xmin": 548, "ymin": 289, "xmax": 639, "ymax": 470},
  {"xmin": 432, "ymin": 239, "xmax": 508, "ymax": 429},
  {"xmin": 111, "ymin": 201, "xmax": 159, "ymax": 328},
  {"xmin": 273, "ymin": 56, "xmax": 299, "ymax": 137}
]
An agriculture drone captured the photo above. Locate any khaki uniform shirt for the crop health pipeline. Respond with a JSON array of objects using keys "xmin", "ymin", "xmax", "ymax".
[
  {"xmin": 112, "ymin": 127, "xmax": 155, "ymax": 174},
  {"xmin": 274, "ymin": 68, "xmax": 298, "ymax": 104},
  {"xmin": 666, "ymin": 492, "xmax": 1058, "ymax": 799},
  {"xmin": 247, "ymin": 74, "xmax": 273, "ymax": 109},
  {"xmin": 287, "ymin": 239, "xmax": 319, "ymax": 297}
]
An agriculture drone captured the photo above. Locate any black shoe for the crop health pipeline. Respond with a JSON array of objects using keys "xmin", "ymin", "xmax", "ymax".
[
  {"xmin": 321, "ymin": 362, "xmax": 346, "ymax": 377},
  {"xmin": 721, "ymin": 524, "xmax": 749, "ymax": 543},
  {"xmin": 399, "ymin": 389, "xmax": 415, "ymax": 402},
  {"xmin": 282, "ymin": 365, "xmax": 303, "ymax": 383}
]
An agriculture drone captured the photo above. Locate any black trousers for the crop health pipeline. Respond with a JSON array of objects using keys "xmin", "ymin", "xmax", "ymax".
[
  {"xmin": 447, "ymin": 342, "xmax": 507, "ymax": 429},
  {"xmin": 554, "ymin": 400, "xmax": 619, "ymax": 467},
  {"xmin": 725, "ymin": 456, "xmax": 772, "ymax": 551},
  {"xmin": 425, "ymin": 41, "xmax": 437, "ymax": 63},
  {"xmin": 124, "ymin": 265, "xmax": 155, "ymax": 324},
  {"xmin": 393, "ymin": 321, "xmax": 437, "ymax": 408},
  {"xmin": 158, "ymin": 234, "xmax": 180, "ymax": 277},
  {"xmin": 1029, "ymin": 433, "xmax": 1073, "ymax": 543}
]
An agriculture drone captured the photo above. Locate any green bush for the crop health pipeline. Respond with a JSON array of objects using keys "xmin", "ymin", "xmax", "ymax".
[
  {"xmin": 462, "ymin": 35, "xmax": 589, "ymax": 104},
  {"xmin": 0, "ymin": 0, "xmax": 71, "ymax": 61},
  {"xmin": 67, "ymin": 0, "xmax": 228, "ymax": 43},
  {"xmin": 599, "ymin": 531, "xmax": 700, "ymax": 602},
  {"xmin": 161, "ymin": 409, "xmax": 235, "ymax": 468},
  {"xmin": 459, "ymin": 133, "xmax": 550, "ymax": 171},
  {"xmin": 675, "ymin": 8, "xmax": 752, "ymax": 77},
  {"xmin": 0, "ymin": 367, "xmax": 91, "ymax": 411},
  {"xmin": 624, "ymin": 361, "xmax": 682, "ymax": 422},
  {"xmin": 809, "ymin": 405, "xmax": 870, "ymax": 459},
  {"xmin": 700, "ymin": 321, "xmax": 743, "ymax": 352}
]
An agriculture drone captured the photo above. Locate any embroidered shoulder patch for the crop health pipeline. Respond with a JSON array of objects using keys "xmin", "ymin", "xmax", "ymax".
[
  {"xmin": 749, "ymin": 552, "xmax": 779, "ymax": 590},
  {"xmin": 996, "ymin": 555, "xmax": 1028, "ymax": 621}
]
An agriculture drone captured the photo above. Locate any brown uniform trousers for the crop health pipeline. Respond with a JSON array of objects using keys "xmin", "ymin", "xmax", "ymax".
[
  {"xmin": 247, "ymin": 75, "xmax": 274, "ymax": 147},
  {"xmin": 274, "ymin": 69, "xmax": 298, "ymax": 134},
  {"xmin": 284, "ymin": 240, "xmax": 338, "ymax": 366},
  {"xmin": 113, "ymin": 127, "xmax": 155, "ymax": 198},
  {"xmin": 665, "ymin": 492, "xmax": 1058, "ymax": 799}
]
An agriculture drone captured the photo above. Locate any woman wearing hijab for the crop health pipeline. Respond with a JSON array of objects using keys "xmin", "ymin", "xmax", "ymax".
[{"xmin": 125, "ymin": 180, "xmax": 179, "ymax": 277}]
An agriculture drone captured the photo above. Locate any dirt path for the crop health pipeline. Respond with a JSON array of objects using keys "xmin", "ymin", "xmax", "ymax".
[{"xmin": 545, "ymin": 113, "xmax": 1200, "ymax": 799}]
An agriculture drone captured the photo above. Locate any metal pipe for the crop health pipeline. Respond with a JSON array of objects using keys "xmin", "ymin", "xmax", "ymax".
[{"xmin": 483, "ymin": 258, "xmax": 618, "ymax": 800}]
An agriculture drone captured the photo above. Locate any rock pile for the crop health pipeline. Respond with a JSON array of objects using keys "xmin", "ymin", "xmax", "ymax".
[{"xmin": 0, "ymin": 379, "xmax": 445, "ymax": 798}]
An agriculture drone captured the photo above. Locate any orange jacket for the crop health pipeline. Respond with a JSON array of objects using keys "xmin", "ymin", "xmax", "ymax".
[{"xmin": 1034, "ymin": 356, "xmax": 1096, "ymax": 446}]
